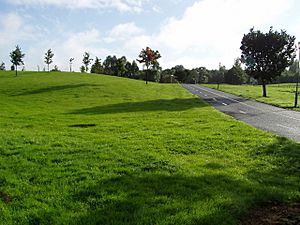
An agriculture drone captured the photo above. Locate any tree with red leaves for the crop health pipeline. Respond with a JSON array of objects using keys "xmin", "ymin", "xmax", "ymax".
[{"xmin": 137, "ymin": 47, "xmax": 161, "ymax": 84}]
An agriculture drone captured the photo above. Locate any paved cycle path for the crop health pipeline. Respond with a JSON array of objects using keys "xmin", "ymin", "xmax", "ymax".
[{"xmin": 182, "ymin": 84, "xmax": 300, "ymax": 142}]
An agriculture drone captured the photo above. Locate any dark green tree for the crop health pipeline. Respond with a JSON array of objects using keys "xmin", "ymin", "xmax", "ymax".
[
  {"xmin": 172, "ymin": 65, "xmax": 186, "ymax": 83},
  {"xmin": 137, "ymin": 47, "xmax": 161, "ymax": 84},
  {"xmin": 116, "ymin": 56, "xmax": 127, "ymax": 77},
  {"xmin": 44, "ymin": 49, "xmax": 54, "ymax": 72},
  {"xmin": 82, "ymin": 52, "xmax": 93, "ymax": 73},
  {"xmin": 91, "ymin": 57, "xmax": 104, "ymax": 74},
  {"xmin": 80, "ymin": 65, "xmax": 85, "ymax": 73},
  {"xmin": 10, "ymin": 45, "xmax": 25, "ymax": 76},
  {"xmin": 241, "ymin": 27, "xmax": 296, "ymax": 97},
  {"xmin": 196, "ymin": 67, "xmax": 209, "ymax": 83},
  {"xmin": 224, "ymin": 59, "xmax": 247, "ymax": 84},
  {"xmin": 103, "ymin": 55, "xmax": 117, "ymax": 75}
]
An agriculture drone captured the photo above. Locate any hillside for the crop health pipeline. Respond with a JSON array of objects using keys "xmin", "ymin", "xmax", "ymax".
[{"xmin": 0, "ymin": 71, "xmax": 299, "ymax": 225}]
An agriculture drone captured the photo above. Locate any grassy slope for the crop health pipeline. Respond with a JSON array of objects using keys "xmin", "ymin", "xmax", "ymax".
[
  {"xmin": 204, "ymin": 83, "xmax": 300, "ymax": 110},
  {"xmin": 0, "ymin": 71, "xmax": 299, "ymax": 225}
]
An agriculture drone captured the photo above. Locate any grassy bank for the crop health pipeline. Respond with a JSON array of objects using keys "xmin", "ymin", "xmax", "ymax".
[
  {"xmin": 203, "ymin": 83, "xmax": 300, "ymax": 110},
  {"xmin": 0, "ymin": 71, "xmax": 299, "ymax": 224}
]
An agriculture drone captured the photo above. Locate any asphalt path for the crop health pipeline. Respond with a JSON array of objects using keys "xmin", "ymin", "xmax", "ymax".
[{"xmin": 182, "ymin": 84, "xmax": 300, "ymax": 142}]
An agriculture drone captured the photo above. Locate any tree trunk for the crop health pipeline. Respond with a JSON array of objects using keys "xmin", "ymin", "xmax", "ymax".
[
  {"xmin": 145, "ymin": 66, "xmax": 148, "ymax": 84},
  {"xmin": 262, "ymin": 79, "xmax": 267, "ymax": 97},
  {"xmin": 48, "ymin": 64, "xmax": 49, "ymax": 72}
]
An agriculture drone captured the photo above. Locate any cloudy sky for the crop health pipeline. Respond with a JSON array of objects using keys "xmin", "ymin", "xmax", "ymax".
[{"xmin": 1, "ymin": 0, "xmax": 300, "ymax": 71}]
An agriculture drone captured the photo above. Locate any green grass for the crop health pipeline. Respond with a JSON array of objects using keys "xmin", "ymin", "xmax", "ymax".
[
  {"xmin": 0, "ymin": 71, "xmax": 299, "ymax": 225},
  {"xmin": 204, "ymin": 83, "xmax": 300, "ymax": 110}
]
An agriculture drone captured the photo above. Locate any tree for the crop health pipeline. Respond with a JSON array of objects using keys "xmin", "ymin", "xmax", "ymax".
[
  {"xmin": 91, "ymin": 57, "xmax": 104, "ymax": 74},
  {"xmin": 137, "ymin": 47, "xmax": 161, "ymax": 84},
  {"xmin": 82, "ymin": 52, "xmax": 93, "ymax": 73},
  {"xmin": 0, "ymin": 62, "xmax": 5, "ymax": 70},
  {"xmin": 224, "ymin": 59, "xmax": 247, "ymax": 84},
  {"xmin": 116, "ymin": 56, "xmax": 127, "ymax": 77},
  {"xmin": 51, "ymin": 65, "xmax": 60, "ymax": 72},
  {"xmin": 80, "ymin": 65, "xmax": 85, "ymax": 73},
  {"xmin": 44, "ymin": 49, "xmax": 54, "ymax": 72},
  {"xmin": 172, "ymin": 65, "xmax": 186, "ymax": 83},
  {"xmin": 103, "ymin": 55, "xmax": 117, "ymax": 75},
  {"xmin": 69, "ymin": 58, "xmax": 74, "ymax": 72},
  {"xmin": 10, "ymin": 45, "xmax": 25, "ymax": 76},
  {"xmin": 241, "ymin": 27, "xmax": 295, "ymax": 97}
]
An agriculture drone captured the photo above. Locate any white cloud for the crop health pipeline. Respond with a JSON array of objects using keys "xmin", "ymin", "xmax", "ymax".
[
  {"xmin": 154, "ymin": 0, "xmax": 294, "ymax": 69},
  {"xmin": 106, "ymin": 22, "xmax": 144, "ymax": 42},
  {"xmin": 8, "ymin": 0, "xmax": 144, "ymax": 12}
]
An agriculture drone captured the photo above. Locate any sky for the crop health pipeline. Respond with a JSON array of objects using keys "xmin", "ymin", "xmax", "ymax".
[{"xmin": 1, "ymin": 0, "xmax": 300, "ymax": 72}]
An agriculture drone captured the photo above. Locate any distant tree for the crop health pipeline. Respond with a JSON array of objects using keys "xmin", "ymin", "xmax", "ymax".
[
  {"xmin": 172, "ymin": 65, "xmax": 186, "ymax": 83},
  {"xmin": 241, "ymin": 27, "xmax": 295, "ymax": 97},
  {"xmin": 51, "ymin": 65, "xmax": 60, "ymax": 72},
  {"xmin": 103, "ymin": 55, "xmax": 117, "ymax": 75},
  {"xmin": 10, "ymin": 45, "xmax": 25, "ymax": 76},
  {"xmin": 91, "ymin": 57, "xmax": 104, "ymax": 74},
  {"xmin": 11, "ymin": 65, "xmax": 15, "ymax": 71},
  {"xmin": 0, "ymin": 62, "xmax": 5, "ymax": 70},
  {"xmin": 116, "ymin": 56, "xmax": 127, "ymax": 77},
  {"xmin": 80, "ymin": 65, "xmax": 85, "ymax": 73},
  {"xmin": 82, "ymin": 52, "xmax": 93, "ymax": 73},
  {"xmin": 44, "ymin": 49, "xmax": 54, "ymax": 72},
  {"xmin": 137, "ymin": 47, "xmax": 161, "ymax": 84},
  {"xmin": 69, "ymin": 58, "xmax": 74, "ymax": 72},
  {"xmin": 224, "ymin": 59, "xmax": 247, "ymax": 84},
  {"xmin": 161, "ymin": 68, "xmax": 175, "ymax": 83},
  {"xmin": 196, "ymin": 67, "xmax": 209, "ymax": 83}
]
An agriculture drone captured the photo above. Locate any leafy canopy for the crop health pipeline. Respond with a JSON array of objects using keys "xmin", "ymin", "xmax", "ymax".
[
  {"xmin": 240, "ymin": 27, "xmax": 295, "ymax": 82},
  {"xmin": 137, "ymin": 47, "xmax": 161, "ymax": 69},
  {"xmin": 10, "ymin": 45, "xmax": 25, "ymax": 76}
]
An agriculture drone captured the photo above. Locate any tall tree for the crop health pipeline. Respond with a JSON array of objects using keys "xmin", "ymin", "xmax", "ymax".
[
  {"xmin": 224, "ymin": 59, "xmax": 247, "ymax": 84},
  {"xmin": 241, "ymin": 27, "xmax": 295, "ymax": 97},
  {"xmin": 10, "ymin": 45, "xmax": 25, "ymax": 76},
  {"xmin": 116, "ymin": 56, "xmax": 127, "ymax": 77},
  {"xmin": 137, "ymin": 47, "xmax": 161, "ymax": 84},
  {"xmin": 91, "ymin": 57, "xmax": 104, "ymax": 74},
  {"xmin": 82, "ymin": 52, "xmax": 93, "ymax": 73},
  {"xmin": 44, "ymin": 49, "xmax": 54, "ymax": 72}
]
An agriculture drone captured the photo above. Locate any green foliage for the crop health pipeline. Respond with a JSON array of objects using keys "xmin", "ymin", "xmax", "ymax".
[
  {"xmin": 9, "ymin": 45, "xmax": 25, "ymax": 76},
  {"xmin": 224, "ymin": 59, "xmax": 247, "ymax": 85},
  {"xmin": 82, "ymin": 52, "xmax": 93, "ymax": 73},
  {"xmin": 44, "ymin": 49, "xmax": 54, "ymax": 72},
  {"xmin": 137, "ymin": 47, "xmax": 161, "ymax": 84},
  {"xmin": 241, "ymin": 27, "xmax": 296, "ymax": 96},
  {"xmin": 90, "ymin": 57, "xmax": 104, "ymax": 74},
  {"xmin": 80, "ymin": 65, "xmax": 85, "ymax": 73}
]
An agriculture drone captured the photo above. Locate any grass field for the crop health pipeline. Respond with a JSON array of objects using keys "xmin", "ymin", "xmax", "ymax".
[
  {"xmin": 0, "ymin": 71, "xmax": 299, "ymax": 225},
  {"xmin": 204, "ymin": 83, "xmax": 300, "ymax": 110}
]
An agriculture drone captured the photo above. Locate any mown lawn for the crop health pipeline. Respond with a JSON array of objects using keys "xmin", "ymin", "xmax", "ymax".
[
  {"xmin": 0, "ymin": 71, "xmax": 299, "ymax": 225},
  {"xmin": 204, "ymin": 83, "xmax": 300, "ymax": 110}
]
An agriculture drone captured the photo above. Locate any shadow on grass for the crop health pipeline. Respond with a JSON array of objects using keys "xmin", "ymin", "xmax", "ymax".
[
  {"xmin": 66, "ymin": 137, "xmax": 300, "ymax": 225},
  {"xmin": 69, "ymin": 98, "xmax": 206, "ymax": 114},
  {"xmin": 13, "ymin": 84, "xmax": 101, "ymax": 96}
]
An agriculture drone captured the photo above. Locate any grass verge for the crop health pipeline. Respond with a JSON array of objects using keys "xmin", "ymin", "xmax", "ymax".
[{"xmin": 203, "ymin": 83, "xmax": 300, "ymax": 110}]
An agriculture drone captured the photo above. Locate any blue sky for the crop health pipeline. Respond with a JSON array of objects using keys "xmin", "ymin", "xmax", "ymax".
[{"xmin": 1, "ymin": 0, "xmax": 300, "ymax": 71}]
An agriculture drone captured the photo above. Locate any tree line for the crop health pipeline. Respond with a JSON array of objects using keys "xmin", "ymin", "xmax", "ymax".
[{"xmin": 1, "ymin": 27, "xmax": 298, "ymax": 97}]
